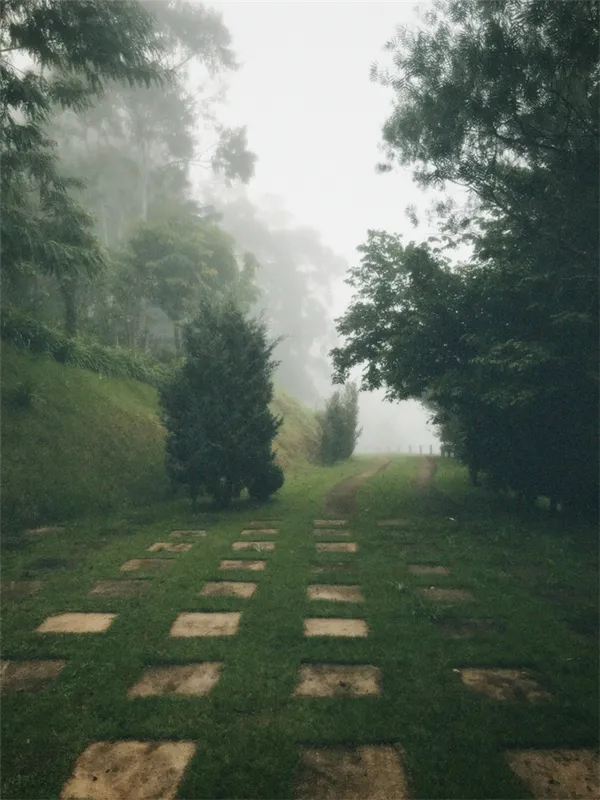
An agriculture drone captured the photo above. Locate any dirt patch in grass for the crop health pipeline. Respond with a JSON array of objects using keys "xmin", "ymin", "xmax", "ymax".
[
  {"xmin": 219, "ymin": 559, "xmax": 266, "ymax": 571},
  {"xmin": 170, "ymin": 612, "xmax": 240, "ymax": 637},
  {"xmin": 148, "ymin": 542, "xmax": 192, "ymax": 553},
  {"xmin": 411, "ymin": 456, "xmax": 437, "ymax": 490},
  {"xmin": 128, "ymin": 663, "xmax": 222, "ymax": 697},
  {"xmin": 323, "ymin": 458, "xmax": 391, "ymax": 518},
  {"xmin": 1, "ymin": 580, "xmax": 43, "ymax": 599},
  {"xmin": 120, "ymin": 559, "xmax": 173, "ymax": 572},
  {"xmin": 304, "ymin": 619, "xmax": 368, "ymax": 637},
  {"xmin": 60, "ymin": 740, "xmax": 196, "ymax": 800},
  {"xmin": 1, "ymin": 659, "xmax": 66, "ymax": 692},
  {"xmin": 408, "ymin": 565, "xmax": 450, "ymax": 576},
  {"xmin": 506, "ymin": 749, "xmax": 599, "ymax": 799},
  {"xmin": 416, "ymin": 587, "xmax": 474, "ymax": 602},
  {"xmin": 169, "ymin": 530, "xmax": 206, "ymax": 539},
  {"xmin": 232, "ymin": 541, "xmax": 276, "ymax": 552},
  {"xmin": 200, "ymin": 581, "xmax": 257, "ymax": 598},
  {"xmin": 458, "ymin": 668, "xmax": 552, "ymax": 702},
  {"xmin": 307, "ymin": 585, "xmax": 364, "ymax": 603},
  {"xmin": 313, "ymin": 529, "xmax": 351, "ymax": 538},
  {"xmin": 36, "ymin": 613, "xmax": 117, "ymax": 634},
  {"xmin": 316, "ymin": 543, "xmax": 357, "ymax": 553},
  {"xmin": 311, "ymin": 563, "xmax": 358, "ymax": 575},
  {"xmin": 89, "ymin": 580, "xmax": 150, "ymax": 597},
  {"xmin": 294, "ymin": 665, "xmax": 381, "ymax": 697},
  {"xmin": 241, "ymin": 528, "xmax": 278, "ymax": 535},
  {"xmin": 294, "ymin": 745, "xmax": 409, "ymax": 800},
  {"xmin": 432, "ymin": 617, "xmax": 501, "ymax": 639},
  {"xmin": 314, "ymin": 520, "xmax": 348, "ymax": 528},
  {"xmin": 26, "ymin": 557, "xmax": 72, "ymax": 572}
]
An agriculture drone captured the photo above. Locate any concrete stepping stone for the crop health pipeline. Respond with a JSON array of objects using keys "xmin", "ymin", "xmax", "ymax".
[
  {"xmin": 240, "ymin": 528, "xmax": 278, "ymax": 535},
  {"xmin": 311, "ymin": 562, "xmax": 357, "ymax": 575},
  {"xmin": 60, "ymin": 740, "xmax": 195, "ymax": 800},
  {"xmin": 128, "ymin": 663, "xmax": 222, "ymax": 697},
  {"xmin": 1, "ymin": 659, "xmax": 65, "ymax": 692},
  {"xmin": 220, "ymin": 559, "xmax": 266, "ymax": 571},
  {"xmin": 314, "ymin": 520, "xmax": 347, "ymax": 527},
  {"xmin": 304, "ymin": 618, "xmax": 368, "ymax": 637},
  {"xmin": 1, "ymin": 580, "xmax": 43, "ymax": 599},
  {"xmin": 247, "ymin": 520, "xmax": 282, "ymax": 528},
  {"xmin": 408, "ymin": 564, "xmax": 450, "ymax": 575},
  {"xmin": 200, "ymin": 581, "xmax": 257, "ymax": 598},
  {"xmin": 506, "ymin": 749, "xmax": 599, "ymax": 799},
  {"xmin": 89, "ymin": 580, "xmax": 150, "ymax": 597},
  {"xmin": 377, "ymin": 519, "xmax": 406, "ymax": 527},
  {"xmin": 148, "ymin": 542, "xmax": 192, "ymax": 553},
  {"xmin": 170, "ymin": 612, "xmax": 240, "ymax": 637},
  {"xmin": 433, "ymin": 617, "xmax": 500, "ymax": 638},
  {"xmin": 307, "ymin": 585, "xmax": 364, "ymax": 603},
  {"xmin": 170, "ymin": 530, "xmax": 206, "ymax": 539},
  {"xmin": 416, "ymin": 587, "xmax": 473, "ymax": 601},
  {"xmin": 26, "ymin": 526, "xmax": 64, "ymax": 535},
  {"xmin": 316, "ymin": 543, "xmax": 357, "ymax": 553},
  {"xmin": 120, "ymin": 559, "xmax": 173, "ymax": 572},
  {"xmin": 294, "ymin": 665, "xmax": 381, "ymax": 697},
  {"xmin": 232, "ymin": 541, "xmax": 275, "ymax": 552},
  {"xmin": 36, "ymin": 613, "xmax": 117, "ymax": 634},
  {"xmin": 294, "ymin": 745, "xmax": 409, "ymax": 799},
  {"xmin": 313, "ymin": 529, "xmax": 351, "ymax": 538},
  {"xmin": 457, "ymin": 668, "xmax": 552, "ymax": 702}
]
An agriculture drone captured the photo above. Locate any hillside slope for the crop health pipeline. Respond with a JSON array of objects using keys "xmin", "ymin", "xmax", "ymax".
[{"xmin": 1, "ymin": 345, "xmax": 320, "ymax": 532}]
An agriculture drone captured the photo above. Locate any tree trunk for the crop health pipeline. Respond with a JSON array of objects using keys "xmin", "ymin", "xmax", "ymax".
[{"xmin": 59, "ymin": 278, "xmax": 78, "ymax": 338}]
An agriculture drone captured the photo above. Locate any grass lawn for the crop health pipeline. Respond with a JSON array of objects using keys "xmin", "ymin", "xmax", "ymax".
[{"xmin": 1, "ymin": 456, "xmax": 598, "ymax": 799}]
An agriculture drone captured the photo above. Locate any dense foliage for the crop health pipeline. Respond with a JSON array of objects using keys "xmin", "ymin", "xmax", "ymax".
[
  {"xmin": 334, "ymin": 0, "xmax": 598, "ymax": 516},
  {"xmin": 318, "ymin": 383, "xmax": 362, "ymax": 465},
  {"xmin": 160, "ymin": 300, "xmax": 283, "ymax": 507}
]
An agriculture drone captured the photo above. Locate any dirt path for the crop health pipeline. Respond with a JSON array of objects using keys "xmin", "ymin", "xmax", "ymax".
[
  {"xmin": 323, "ymin": 457, "xmax": 391, "ymax": 518},
  {"xmin": 410, "ymin": 456, "xmax": 438, "ymax": 491}
]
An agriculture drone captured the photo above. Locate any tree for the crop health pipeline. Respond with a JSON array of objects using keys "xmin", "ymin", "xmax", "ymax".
[
  {"xmin": 318, "ymin": 383, "xmax": 362, "ymax": 465},
  {"xmin": 159, "ymin": 299, "xmax": 283, "ymax": 508}
]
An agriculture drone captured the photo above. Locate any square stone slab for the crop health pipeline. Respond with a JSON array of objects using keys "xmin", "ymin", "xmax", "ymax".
[
  {"xmin": 170, "ymin": 612, "xmax": 240, "ymax": 637},
  {"xmin": 506, "ymin": 749, "xmax": 599, "ymax": 799},
  {"xmin": 314, "ymin": 520, "xmax": 347, "ymax": 527},
  {"xmin": 200, "ymin": 581, "xmax": 257, "ymax": 598},
  {"xmin": 294, "ymin": 665, "xmax": 381, "ymax": 697},
  {"xmin": 60, "ymin": 740, "xmax": 196, "ymax": 800},
  {"xmin": 240, "ymin": 529, "xmax": 278, "ymax": 535},
  {"xmin": 89, "ymin": 580, "xmax": 150, "ymax": 597},
  {"xmin": 377, "ymin": 519, "xmax": 406, "ymax": 527},
  {"xmin": 416, "ymin": 587, "xmax": 473, "ymax": 601},
  {"xmin": 408, "ymin": 565, "xmax": 450, "ymax": 575},
  {"xmin": 232, "ymin": 541, "xmax": 275, "ymax": 552},
  {"xmin": 148, "ymin": 542, "xmax": 192, "ymax": 553},
  {"xmin": 128, "ymin": 663, "xmax": 222, "ymax": 697},
  {"xmin": 170, "ymin": 530, "xmax": 206, "ymax": 539},
  {"xmin": 247, "ymin": 520, "xmax": 282, "ymax": 528},
  {"xmin": 220, "ymin": 559, "xmax": 266, "ymax": 571},
  {"xmin": 457, "ymin": 668, "xmax": 552, "ymax": 702},
  {"xmin": 316, "ymin": 543, "xmax": 357, "ymax": 553},
  {"xmin": 1, "ymin": 659, "xmax": 66, "ymax": 692},
  {"xmin": 1, "ymin": 580, "xmax": 43, "ymax": 599},
  {"xmin": 304, "ymin": 618, "xmax": 368, "ymax": 637},
  {"xmin": 307, "ymin": 585, "xmax": 364, "ymax": 603},
  {"xmin": 313, "ymin": 529, "xmax": 351, "ymax": 538},
  {"xmin": 294, "ymin": 745, "xmax": 409, "ymax": 800},
  {"xmin": 36, "ymin": 613, "xmax": 117, "ymax": 634},
  {"xmin": 120, "ymin": 559, "xmax": 173, "ymax": 572}
]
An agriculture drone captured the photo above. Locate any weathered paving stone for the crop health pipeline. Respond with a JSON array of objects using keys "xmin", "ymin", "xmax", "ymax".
[
  {"xmin": 120, "ymin": 559, "xmax": 173, "ymax": 572},
  {"xmin": 432, "ymin": 617, "xmax": 500, "ymax": 638},
  {"xmin": 294, "ymin": 665, "xmax": 381, "ymax": 697},
  {"xmin": 314, "ymin": 520, "xmax": 347, "ymax": 527},
  {"xmin": 307, "ymin": 585, "xmax": 364, "ymax": 603},
  {"xmin": 26, "ymin": 526, "xmax": 65, "ymax": 535},
  {"xmin": 232, "ymin": 541, "xmax": 275, "ymax": 552},
  {"xmin": 408, "ymin": 564, "xmax": 450, "ymax": 576},
  {"xmin": 313, "ymin": 529, "xmax": 351, "ymax": 538},
  {"xmin": 60, "ymin": 740, "xmax": 196, "ymax": 800},
  {"xmin": 148, "ymin": 542, "xmax": 192, "ymax": 553},
  {"xmin": 1, "ymin": 580, "xmax": 43, "ymax": 599},
  {"xmin": 36, "ymin": 613, "xmax": 117, "ymax": 634},
  {"xmin": 506, "ymin": 749, "xmax": 599, "ymax": 799},
  {"xmin": 89, "ymin": 580, "xmax": 150, "ymax": 597},
  {"xmin": 240, "ymin": 529, "xmax": 278, "ymax": 535},
  {"xmin": 170, "ymin": 530, "xmax": 206, "ymax": 539},
  {"xmin": 200, "ymin": 581, "xmax": 257, "ymax": 598},
  {"xmin": 128, "ymin": 663, "xmax": 222, "ymax": 697},
  {"xmin": 457, "ymin": 668, "xmax": 552, "ymax": 702},
  {"xmin": 316, "ymin": 543, "xmax": 357, "ymax": 553},
  {"xmin": 311, "ymin": 562, "xmax": 357, "ymax": 575},
  {"xmin": 377, "ymin": 519, "xmax": 406, "ymax": 527},
  {"xmin": 219, "ymin": 559, "xmax": 266, "ymax": 571},
  {"xmin": 416, "ymin": 587, "xmax": 473, "ymax": 602},
  {"xmin": 294, "ymin": 745, "xmax": 409, "ymax": 800},
  {"xmin": 304, "ymin": 618, "xmax": 368, "ymax": 637},
  {"xmin": 247, "ymin": 520, "xmax": 282, "ymax": 528},
  {"xmin": 170, "ymin": 612, "xmax": 241, "ymax": 637},
  {"xmin": 1, "ymin": 659, "xmax": 66, "ymax": 692}
]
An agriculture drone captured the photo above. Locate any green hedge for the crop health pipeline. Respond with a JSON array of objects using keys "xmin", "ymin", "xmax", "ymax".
[{"xmin": 1, "ymin": 312, "xmax": 171, "ymax": 386}]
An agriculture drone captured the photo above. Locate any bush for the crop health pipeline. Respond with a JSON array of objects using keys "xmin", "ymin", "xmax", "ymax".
[
  {"xmin": 160, "ymin": 299, "xmax": 284, "ymax": 508},
  {"xmin": 248, "ymin": 460, "xmax": 285, "ymax": 502},
  {"xmin": 318, "ymin": 382, "xmax": 362, "ymax": 465}
]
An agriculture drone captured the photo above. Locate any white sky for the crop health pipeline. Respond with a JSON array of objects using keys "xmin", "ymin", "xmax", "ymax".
[{"xmin": 207, "ymin": 0, "xmax": 441, "ymax": 451}]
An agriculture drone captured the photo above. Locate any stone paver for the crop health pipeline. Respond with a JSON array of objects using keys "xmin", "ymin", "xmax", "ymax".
[
  {"xmin": 36, "ymin": 613, "xmax": 117, "ymax": 634},
  {"xmin": 170, "ymin": 530, "xmax": 206, "ymax": 538},
  {"xmin": 457, "ymin": 668, "xmax": 552, "ymax": 702},
  {"xmin": 506, "ymin": 749, "xmax": 599, "ymax": 799},
  {"xmin": 313, "ymin": 529, "xmax": 351, "ymax": 538},
  {"xmin": 316, "ymin": 543, "xmax": 357, "ymax": 553},
  {"xmin": 304, "ymin": 618, "xmax": 368, "ymax": 637},
  {"xmin": 313, "ymin": 520, "xmax": 347, "ymax": 527},
  {"xmin": 247, "ymin": 520, "xmax": 282, "ymax": 528},
  {"xmin": 128, "ymin": 663, "xmax": 222, "ymax": 697},
  {"xmin": 232, "ymin": 541, "xmax": 275, "ymax": 552},
  {"xmin": 432, "ymin": 617, "xmax": 499, "ymax": 638},
  {"xmin": 240, "ymin": 529, "xmax": 278, "ymax": 535},
  {"xmin": 170, "ymin": 612, "xmax": 241, "ymax": 637},
  {"xmin": 120, "ymin": 559, "xmax": 173, "ymax": 572},
  {"xmin": 148, "ymin": 542, "xmax": 192, "ymax": 553},
  {"xmin": 1, "ymin": 659, "xmax": 66, "ymax": 692},
  {"xmin": 60, "ymin": 741, "xmax": 195, "ymax": 800},
  {"xmin": 89, "ymin": 580, "xmax": 149, "ymax": 597},
  {"xmin": 307, "ymin": 585, "xmax": 364, "ymax": 602},
  {"xmin": 220, "ymin": 560, "xmax": 266, "ymax": 571},
  {"xmin": 294, "ymin": 665, "xmax": 381, "ymax": 697},
  {"xmin": 26, "ymin": 526, "xmax": 65, "ymax": 535},
  {"xmin": 416, "ymin": 587, "xmax": 473, "ymax": 602},
  {"xmin": 200, "ymin": 581, "xmax": 257, "ymax": 598},
  {"xmin": 1, "ymin": 580, "xmax": 43, "ymax": 599},
  {"xmin": 408, "ymin": 565, "xmax": 450, "ymax": 576}
]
